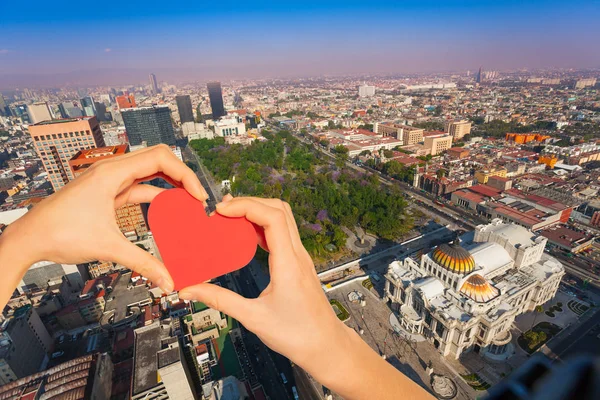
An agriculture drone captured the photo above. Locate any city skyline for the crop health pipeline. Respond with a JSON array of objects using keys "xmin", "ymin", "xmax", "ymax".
[{"xmin": 1, "ymin": 1, "xmax": 599, "ymax": 88}]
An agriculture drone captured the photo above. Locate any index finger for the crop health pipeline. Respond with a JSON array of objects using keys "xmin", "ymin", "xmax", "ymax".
[
  {"xmin": 215, "ymin": 198, "xmax": 295, "ymax": 259},
  {"xmin": 112, "ymin": 145, "xmax": 208, "ymax": 202}
]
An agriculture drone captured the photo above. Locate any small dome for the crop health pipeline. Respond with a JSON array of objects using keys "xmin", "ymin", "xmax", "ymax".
[
  {"xmin": 460, "ymin": 274, "xmax": 499, "ymax": 303},
  {"xmin": 432, "ymin": 241, "xmax": 475, "ymax": 274}
]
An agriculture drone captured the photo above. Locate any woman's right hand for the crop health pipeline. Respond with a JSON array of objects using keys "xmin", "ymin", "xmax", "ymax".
[
  {"xmin": 179, "ymin": 197, "xmax": 348, "ymax": 374},
  {"xmin": 179, "ymin": 197, "xmax": 433, "ymax": 400}
]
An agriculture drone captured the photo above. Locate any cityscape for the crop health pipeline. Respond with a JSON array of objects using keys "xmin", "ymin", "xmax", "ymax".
[{"xmin": 2, "ymin": 2, "xmax": 600, "ymax": 400}]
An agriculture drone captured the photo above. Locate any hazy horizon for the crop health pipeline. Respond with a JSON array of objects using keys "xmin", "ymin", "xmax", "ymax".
[{"xmin": 1, "ymin": 0, "xmax": 599, "ymax": 89}]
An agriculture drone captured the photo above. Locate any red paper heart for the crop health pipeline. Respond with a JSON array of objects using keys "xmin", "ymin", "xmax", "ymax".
[{"xmin": 148, "ymin": 188, "xmax": 258, "ymax": 290}]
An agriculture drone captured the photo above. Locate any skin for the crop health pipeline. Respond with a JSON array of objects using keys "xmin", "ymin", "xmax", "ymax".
[{"xmin": 0, "ymin": 145, "xmax": 432, "ymax": 400}]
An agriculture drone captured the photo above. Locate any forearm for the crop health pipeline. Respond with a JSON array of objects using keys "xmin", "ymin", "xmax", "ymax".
[
  {"xmin": 0, "ymin": 224, "xmax": 35, "ymax": 309},
  {"xmin": 302, "ymin": 324, "xmax": 433, "ymax": 400}
]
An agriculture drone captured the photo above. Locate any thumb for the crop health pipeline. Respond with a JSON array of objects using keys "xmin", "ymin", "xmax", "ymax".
[
  {"xmin": 109, "ymin": 237, "xmax": 174, "ymax": 293},
  {"xmin": 179, "ymin": 283, "xmax": 256, "ymax": 326}
]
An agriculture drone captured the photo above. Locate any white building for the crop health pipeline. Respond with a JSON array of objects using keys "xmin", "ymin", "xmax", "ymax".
[
  {"xmin": 358, "ymin": 84, "xmax": 376, "ymax": 98},
  {"xmin": 182, "ymin": 121, "xmax": 214, "ymax": 139},
  {"xmin": 214, "ymin": 115, "xmax": 245, "ymax": 137},
  {"xmin": 384, "ymin": 219, "xmax": 564, "ymax": 360},
  {"xmin": 26, "ymin": 102, "xmax": 53, "ymax": 124}
]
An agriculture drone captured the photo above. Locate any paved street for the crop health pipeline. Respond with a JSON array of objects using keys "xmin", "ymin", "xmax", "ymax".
[{"xmin": 326, "ymin": 281, "xmax": 477, "ymax": 400}]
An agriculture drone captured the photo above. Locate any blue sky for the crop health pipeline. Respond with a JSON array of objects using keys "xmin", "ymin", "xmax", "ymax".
[{"xmin": 1, "ymin": 1, "xmax": 599, "ymax": 85}]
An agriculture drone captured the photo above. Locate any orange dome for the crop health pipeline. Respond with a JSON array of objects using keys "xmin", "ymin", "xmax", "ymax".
[
  {"xmin": 432, "ymin": 242, "xmax": 475, "ymax": 275},
  {"xmin": 460, "ymin": 274, "xmax": 499, "ymax": 303}
]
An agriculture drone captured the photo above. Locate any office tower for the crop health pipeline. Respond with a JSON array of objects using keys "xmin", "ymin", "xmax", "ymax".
[
  {"xmin": 0, "ymin": 95, "xmax": 11, "ymax": 117},
  {"xmin": 444, "ymin": 119, "xmax": 472, "ymax": 140},
  {"xmin": 121, "ymin": 106, "xmax": 176, "ymax": 146},
  {"xmin": 80, "ymin": 96, "xmax": 97, "ymax": 117},
  {"xmin": 175, "ymin": 95, "xmax": 194, "ymax": 123},
  {"xmin": 0, "ymin": 306, "xmax": 53, "ymax": 383},
  {"xmin": 207, "ymin": 81, "xmax": 226, "ymax": 119},
  {"xmin": 27, "ymin": 102, "xmax": 53, "ymax": 123},
  {"xmin": 69, "ymin": 145, "xmax": 148, "ymax": 239},
  {"xmin": 149, "ymin": 73, "xmax": 159, "ymax": 94},
  {"xmin": 0, "ymin": 353, "xmax": 113, "ymax": 397},
  {"xmin": 58, "ymin": 101, "xmax": 83, "ymax": 118},
  {"xmin": 94, "ymin": 102, "xmax": 111, "ymax": 122},
  {"xmin": 12, "ymin": 104, "xmax": 30, "ymax": 123},
  {"xmin": 132, "ymin": 320, "xmax": 195, "ymax": 399},
  {"xmin": 358, "ymin": 84, "xmax": 376, "ymax": 98},
  {"xmin": 28, "ymin": 116, "xmax": 105, "ymax": 190},
  {"xmin": 116, "ymin": 94, "xmax": 136, "ymax": 109},
  {"xmin": 476, "ymin": 66, "xmax": 483, "ymax": 84}
]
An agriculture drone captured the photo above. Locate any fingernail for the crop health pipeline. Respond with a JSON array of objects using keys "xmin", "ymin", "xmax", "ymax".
[
  {"xmin": 201, "ymin": 187, "xmax": 209, "ymax": 199},
  {"xmin": 179, "ymin": 290, "xmax": 194, "ymax": 300}
]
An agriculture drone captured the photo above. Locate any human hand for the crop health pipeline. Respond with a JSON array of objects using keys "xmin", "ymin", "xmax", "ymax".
[
  {"xmin": 2, "ymin": 144, "xmax": 207, "ymax": 294},
  {"xmin": 178, "ymin": 197, "xmax": 349, "ymax": 375}
]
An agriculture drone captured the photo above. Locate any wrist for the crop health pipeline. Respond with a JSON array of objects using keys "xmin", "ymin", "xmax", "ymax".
[{"xmin": 1, "ymin": 221, "xmax": 38, "ymax": 272}]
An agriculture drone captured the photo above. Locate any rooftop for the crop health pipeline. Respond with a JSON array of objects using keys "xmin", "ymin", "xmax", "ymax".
[
  {"xmin": 132, "ymin": 321, "xmax": 172, "ymax": 395},
  {"xmin": 32, "ymin": 117, "xmax": 94, "ymax": 126},
  {"xmin": 541, "ymin": 225, "xmax": 595, "ymax": 249}
]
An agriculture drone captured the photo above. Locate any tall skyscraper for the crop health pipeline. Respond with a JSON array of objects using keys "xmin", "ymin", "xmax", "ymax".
[
  {"xmin": 116, "ymin": 94, "xmax": 136, "ymax": 109},
  {"xmin": 80, "ymin": 96, "xmax": 97, "ymax": 117},
  {"xmin": 27, "ymin": 102, "xmax": 53, "ymax": 124},
  {"xmin": 58, "ymin": 101, "xmax": 83, "ymax": 118},
  {"xmin": 121, "ymin": 106, "xmax": 176, "ymax": 146},
  {"xmin": 476, "ymin": 66, "xmax": 483, "ymax": 84},
  {"xmin": 207, "ymin": 81, "xmax": 226, "ymax": 119},
  {"xmin": 175, "ymin": 95, "xmax": 194, "ymax": 123},
  {"xmin": 28, "ymin": 116, "xmax": 106, "ymax": 190},
  {"xmin": 69, "ymin": 145, "xmax": 148, "ymax": 239},
  {"xmin": 0, "ymin": 95, "xmax": 11, "ymax": 117},
  {"xmin": 0, "ymin": 306, "xmax": 53, "ymax": 383},
  {"xmin": 149, "ymin": 73, "xmax": 159, "ymax": 94}
]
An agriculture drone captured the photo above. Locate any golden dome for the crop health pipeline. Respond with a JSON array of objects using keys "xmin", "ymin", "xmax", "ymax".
[
  {"xmin": 431, "ymin": 242, "xmax": 475, "ymax": 275},
  {"xmin": 460, "ymin": 274, "xmax": 499, "ymax": 303}
]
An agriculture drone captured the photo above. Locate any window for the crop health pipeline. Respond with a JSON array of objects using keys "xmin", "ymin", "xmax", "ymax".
[
  {"xmin": 435, "ymin": 320, "xmax": 445, "ymax": 338},
  {"xmin": 478, "ymin": 325, "xmax": 487, "ymax": 339}
]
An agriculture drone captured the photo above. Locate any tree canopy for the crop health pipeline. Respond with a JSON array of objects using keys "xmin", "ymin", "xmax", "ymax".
[{"xmin": 189, "ymin": 134, "xmax": 413, "ymax": 263}]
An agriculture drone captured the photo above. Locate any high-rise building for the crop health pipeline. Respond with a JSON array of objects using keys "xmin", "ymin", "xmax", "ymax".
[
  {"xmin": 95, "ymin": 102, "xmax": 111, "ymax": 122},
  {"xmin": 11, "ymin": 104, "xmax": 30, "ymax": 123},
  {"xmin": 58, "ymin": 101, "xmax": 83, "ymax": 118},
  {"xmin": 444, "ymin": 119, "xmax": 472, "ymax": 141},
  {"xmin": 80, "ymin": 96, "xmax": 97, "ymax": 117},
  {"xmin": 121, "ymin": 106, "xmax": 176, "ymax": 147},
  {"xmin": 69, "ymin": 145, "xmax": 148, "ymax": 239},
  {"xmin": 476, "ymin": 66, "xmax": 483, "ymax": 84},
  {"xmin": 27, "ymin": 102, "xmax": 53, "ymax": 124},
  {"xmin": 28, "ymin": 116, "xmax": 106, "ymax": 190},
  {"xmin": 149, "ymin": 73, "xmax": 159, "ymax": 94},
  {"xmin": 175, "ymin": 95, "xmax": 194, "ymax": 123},
  {"xmin": 358, "ymin": 84, "xmax": 376, "ymax": 98},
  {"xmin": 0, "ymin": 305, "xmax": 53, "ymax": 383},
  {"xmin": 207, "ymin": 81, "xmax": 226, "ymax": 119},
  {"xmin": 0, "ymin": 95, "xmax": 11, "ymax": 117},
  {"xmin": 116, "ymin": 94, "xmax": 136, "ymax": 109},
  {"xmin": 423, "ymin": 131, "xmax": 453, "ymax": 155},
  {"xmin": 132, "ymin": 320, "xmax": 195, "ymax": 399}
]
